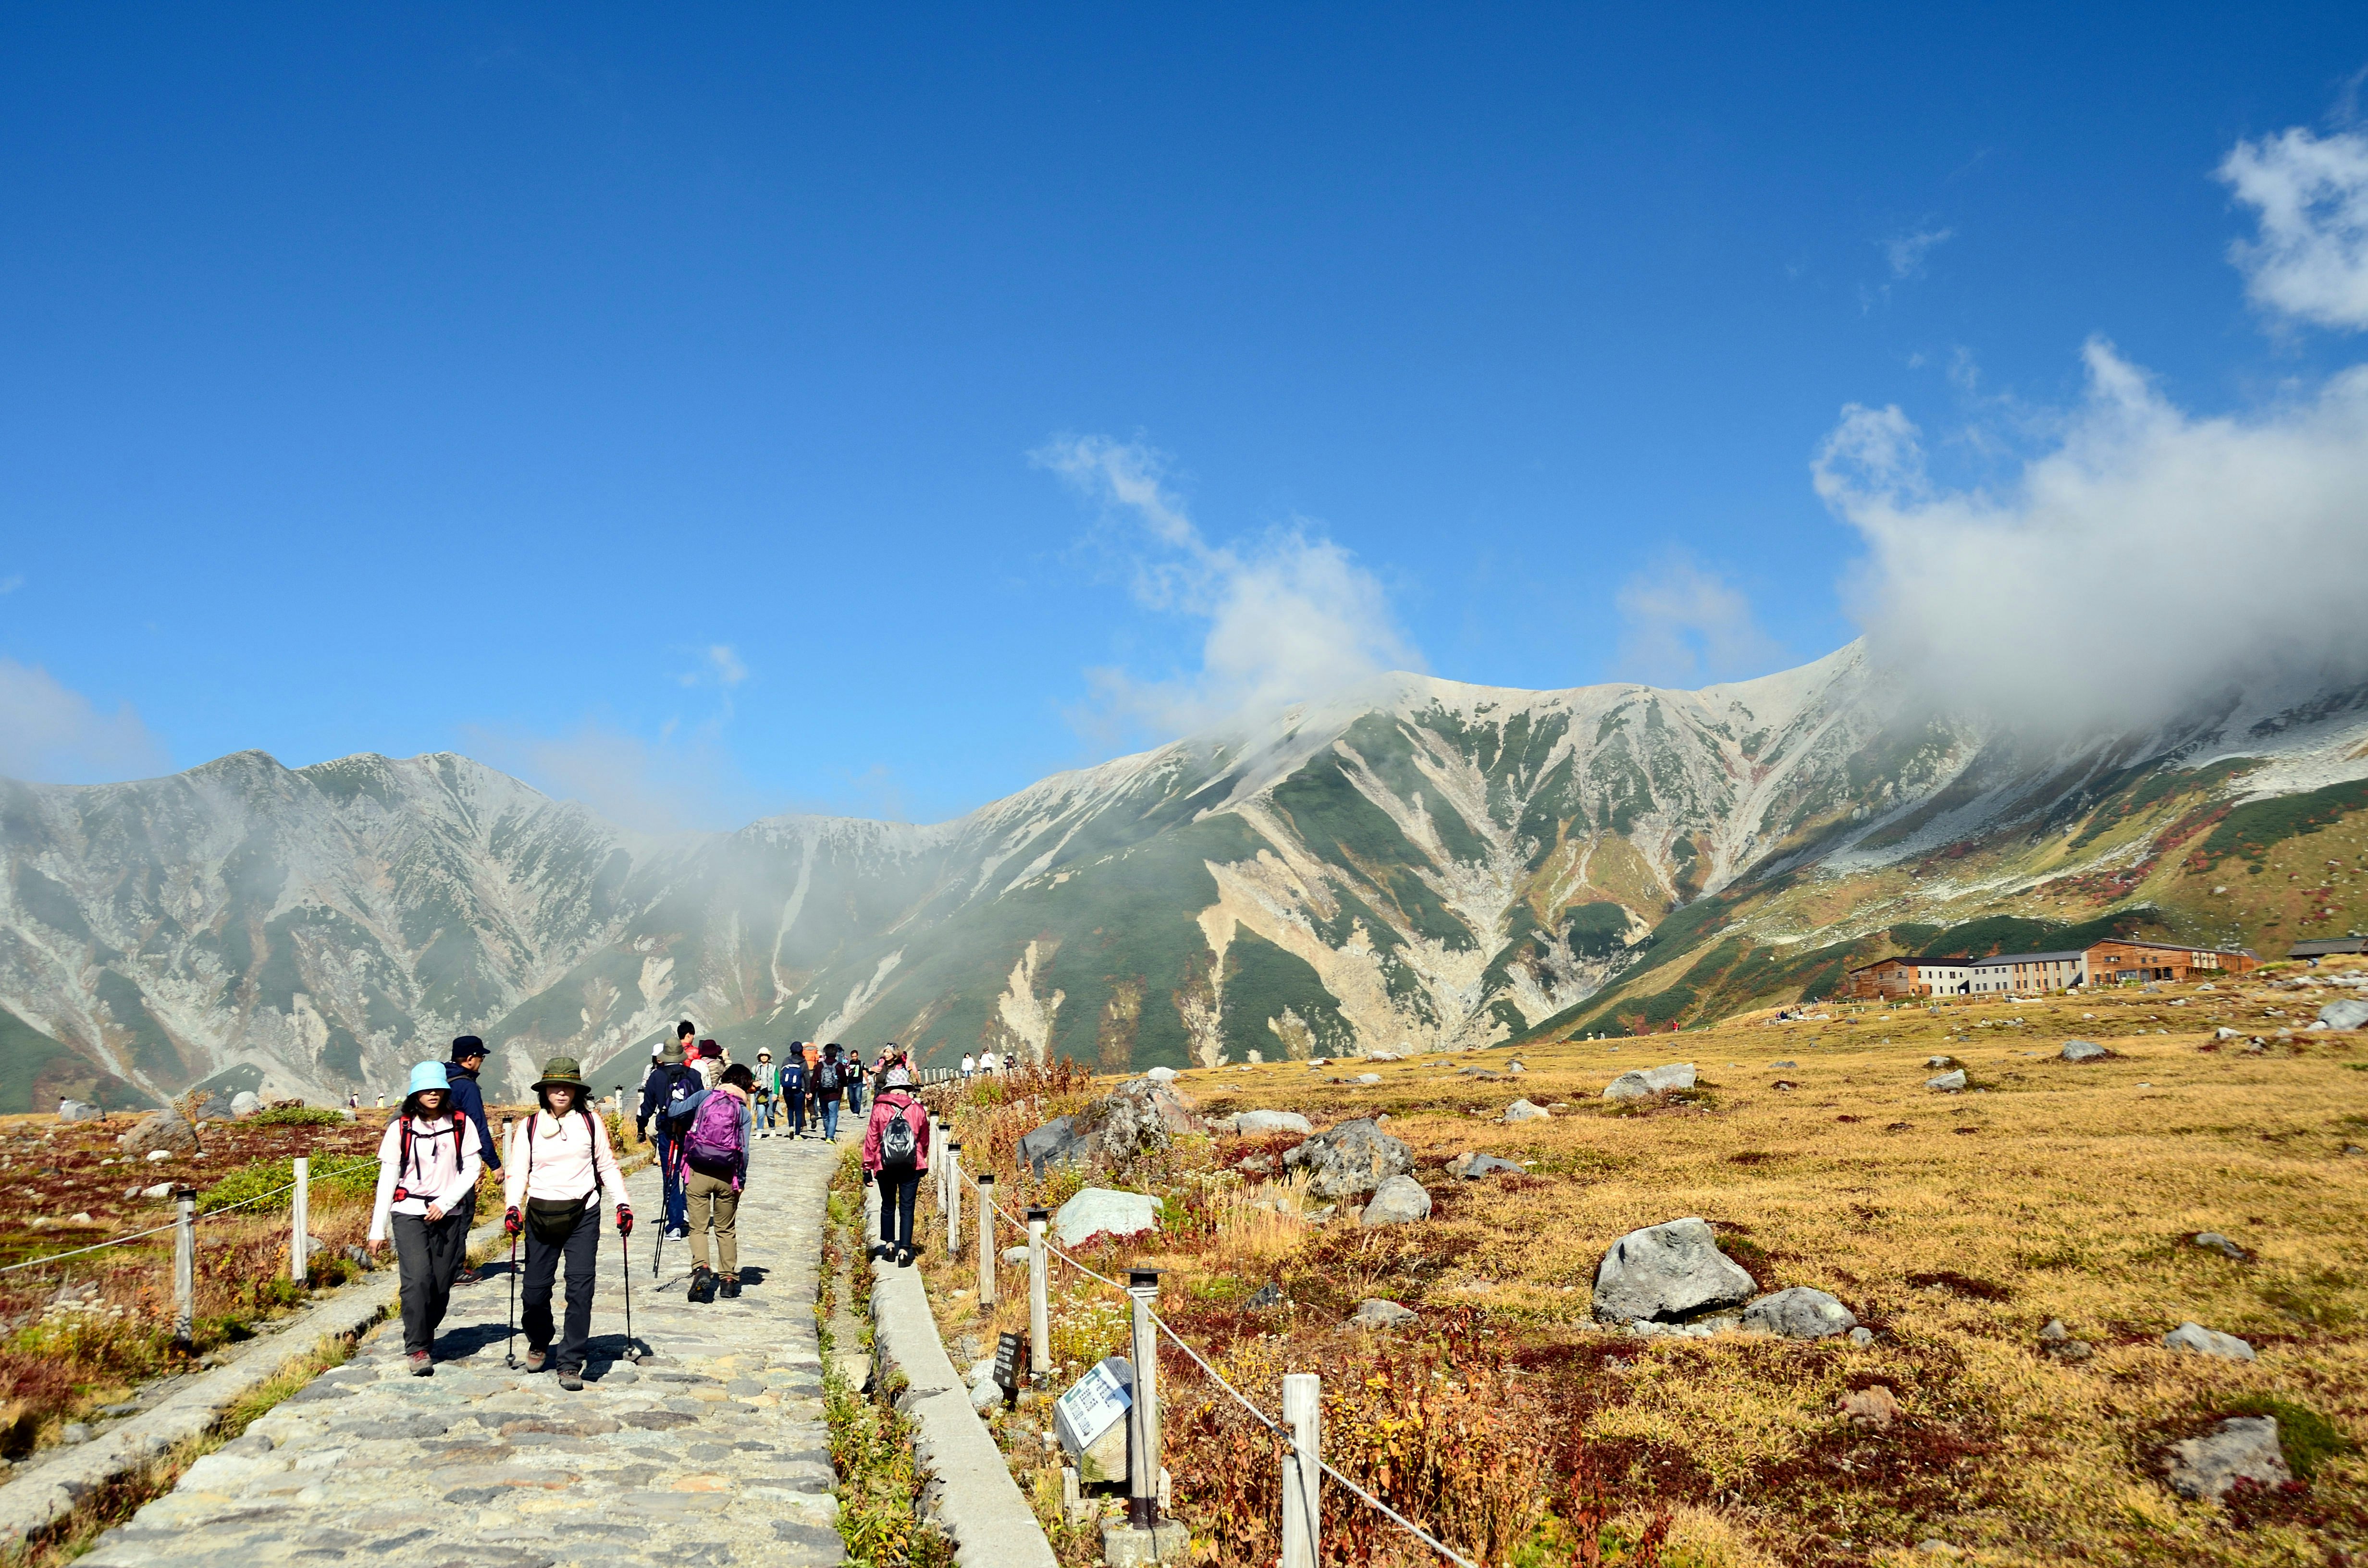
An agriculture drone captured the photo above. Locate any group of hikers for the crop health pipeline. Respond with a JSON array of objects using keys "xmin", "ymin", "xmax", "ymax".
[{"xmin": 365, "ymin": 1025, "xmax": 940, "ymax": 1386}]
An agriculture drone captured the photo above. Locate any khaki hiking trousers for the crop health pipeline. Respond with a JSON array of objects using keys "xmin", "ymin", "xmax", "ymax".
[{"xmin": 684, "ymin": 1168, "xmax": 740, "ymax": 1276}]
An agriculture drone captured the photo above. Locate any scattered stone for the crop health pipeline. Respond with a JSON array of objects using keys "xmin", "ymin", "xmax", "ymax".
[
  {"xmin": 146, "ymin": 1149, "xmax": 173, "ymax": 1162},
  {"xmin": 2192, "ymin": 1232, "xmax": 2247, "ymax": 1261},
  {"xmin": 1837, "ymin": 1384, "xmax": 1899, "ymax": 1428},
  {"xmin": 141, "ymin": 1182, "xmax": 172, "ymax": 1199},
  {"xmin": 119, "ymin": 1111, "xmax": 197, "ymax": 1156},
  {"xmin": 1926, "ymin": 1054, "xmax": 1954, "ymax": 1068},
  {"xmin": 1351, "ymin": 1073, "xmax": 1381, "ymax": 1086},
  {"xmin": 1770, "ymin": 1060, "xmax": 1796, "ymax": 1068},
  {"xmin": 1247, "ymin": 1282, "xmax": 1282, "ymax": 1309},
  {"xmin": 2162, "ymin": 1321, "xmax": 2255, "ymax": 1360},
  {"xmin": 1602, "ymin": 1063, "xmax": 1696, "ymax": 1100},
  {"xmin": 2319, "ymin": 998, "xmax": 2368, "ymax": 1030},
  {"xmin": 1234, "ymin": 1110, "xmax": 1313, "ymax": 1136},
  {"xmin": 2038, "ymin": 1318, "xmax": 2070, "ymax": 1342},
  {"xmin": 2061, "ymin": 1040, "xmax": 2108, "ymax": 1062},
  {"xmin": 1914, "ymin": 1542, "xmax": 1961, "ymax": 1559},
  {"xmin": 2163, "ymin": 1416, "xmax": 2290, "ymax": 1500},
  {"xmin": 1002, "ymin": 1245, "xmax": 1030, "ymax": 1266},
  {"xmin": 1282, "ymin": 1118, "xmax": 1413, "ymax": 1201},
  {"xmin": 1448, "ymin": 1152, "xmax": 1521, "ymax": 1179},
  {"xmin": 2213, "ymin": 1027, "xmax": 2242, "ymax": 1041},
  {"xmin": 1925, "ymin": 1069, "xmax": 1967, "ymax": 1092},
  {"xmin": 1358, "ymin": 1175, "xmax": 1432, "ymax": 1227},
  {"xmin": 1592, "ymin": 1217, "xmax": 1754, "ymax": 1324},
  {"xmin": 1053, "ymin": 1188, "xmax": 1162, "ymax": 1247},
  {"xmin": 55, "ymin": 1099, "xmax": 101, "ymax": 1123},
  {"xmin": 229, "ymin": 1091, "xmax": 263, "ymax": 1118},
  {"xmin": 1503, "ymin": 1098, "xmax": 1551, "ymax": 1122},
  {"xmin": 1144, "ymin": 1066, "xmax": 1179, "ymax": 1084},
  {"xmin": 1507, "ymin": 1062, "xmax": 1525, "ymax": 1075},
  {"xmin": 1743, "ymin": 1286, "xmax": 1857, "ymax": 1339},
  {"xmin": 59, "ymin": 1423, "xmax": 92, "ymax": 1445},
  {"xmin": 1848, "ymin": 1326, "xmax": 1875, "ymax": 1347},
  {"xmin": 1349, "ymin": 1298, "xmax": 1417, "ymax": 1330}
]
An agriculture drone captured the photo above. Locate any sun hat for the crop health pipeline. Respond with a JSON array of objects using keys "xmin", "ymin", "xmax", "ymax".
[
  {"xmin": 660, "ymin": 1040, "xmax": 686, "ymax": 1066},
  {"xmin": 651, "ymin": 1041, "xmax": 664, "ymax": 1058},
  {"xmin": 531, "ymin": 1056, "xmax": 590, "ymax": 1092},
  {"xmin": 698, "ymin": 1040, "xmax": 722, "ymax": 1058},
  {"xmin": 407, "ymin": 1060, "xmax": 451, "ymax": 1096},
  {"xmin": 758, "ymin": 1048, "xmax": 772, "ymax": 1058}
]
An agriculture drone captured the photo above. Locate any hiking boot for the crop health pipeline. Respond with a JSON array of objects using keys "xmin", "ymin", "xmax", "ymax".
[
  {"xmin": 689, "ymin": 1266, "xmax": 715, "ymax": 1303},
  {"xmin": 720, "ymin": 1274, "xmax": 741, "ymax": 1299},
  {"xmin": 407, "ymin": 1350, "xmax": 432, "ymax": 1376},
  {"xmin": 557, "ymin": 1368, "xmax": 584, "ymax": 1391},
  {"xmin": 524, "ymin": 1348, "xmax": 548, "ymax": 1373},
  {"xmin": 454, "ymin": 1266, "xmax": 481, "ymax": 1287},
  {"xmin": 897, "ymin": 1248, "xmax": 915, "ymax": 1268}
]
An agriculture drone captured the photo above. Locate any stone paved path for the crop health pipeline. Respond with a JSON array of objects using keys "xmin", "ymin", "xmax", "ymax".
[{"xmin": 84, "ymin": 1134, "xmax": 844, "ymax": 1568}]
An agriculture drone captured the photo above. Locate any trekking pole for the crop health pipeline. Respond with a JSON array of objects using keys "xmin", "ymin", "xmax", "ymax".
[
  {"xmin": 619, "ymin": 1223, "xmax": 646, "ymax": 1363},
  {"xmin": 504, "ymin": 1225, "xmax": 521, "ymax": 1369}
]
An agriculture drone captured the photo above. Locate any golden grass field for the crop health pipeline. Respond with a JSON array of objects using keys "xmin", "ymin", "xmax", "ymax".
[{"xmin": 914, "ymin": 971, "xmax": 2368, "ymax": 1568}]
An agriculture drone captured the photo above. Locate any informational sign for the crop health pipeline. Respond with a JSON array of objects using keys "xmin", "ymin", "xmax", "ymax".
[
  {"xmin": 1053, "ymin": 1355, "xmax": 1133, "ymax": 1457},
  {"xmin": 993, "ymin": 1331, "xmax": 1026, "ymax": 1396}
]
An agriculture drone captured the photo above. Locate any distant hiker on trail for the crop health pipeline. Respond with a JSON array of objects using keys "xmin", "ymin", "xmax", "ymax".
[
  {"xmin": 695, "ymin": 1038, "xmax": 726, "ymax": 1090},
  {"xmin": 862, "ymin": 1070, "xmax": 931, "ymax": 1267},
  {"xmin": 369, "ymin": 1060, "xmax": 484, "ymax": 1376},
  {"xmin": 813, "ymin": 1043, "xmax": 845, "ymax": 1142},
  {"xmin": 753, "ymin": 1048, "xmax": 778, "ymax": 1137},
  {"xmin": 504, "ymin": 1057, "xmax": 630, "ymax": 1391},
  {"xmin": 444, "ymin": 1035, "xmax": 501, "ymax": 1285},
  {"xmin": 843, "ymin": 1049, "xmax": 865, "ymax": 1115},
  {"xmin": 960, "ymin": 1052, "xmax": 975, "ymax": 1081},
  {"xmin": 667, "ymin": 1061, "xmax": 753, "ymax": 1301},
  {"xmin": 637, "ymin": 1034, "xmax": 703, "ymax": 1239},
  {"xmin": 780, "ymin": 1045, "xmax": 809, "ymax": 1139},
  {"xmin": 980, "ymin": 1048, "xmax": 1001, "ymax": 1076}
]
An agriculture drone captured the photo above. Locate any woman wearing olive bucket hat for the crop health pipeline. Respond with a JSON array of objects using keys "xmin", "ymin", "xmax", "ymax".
[
  {"xmin": 368, "ymin": 1060, "xmax": 485, "ymax": 1375},
  {"xmin": 502, "ymin": 1056, "xmax": 631, "ymax": 1390}
]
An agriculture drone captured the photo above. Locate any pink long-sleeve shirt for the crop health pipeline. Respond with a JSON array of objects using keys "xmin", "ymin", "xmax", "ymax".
[
  {"xmin": 503, "ymin": 1107, "xmax": 626, "ymax": 1213},
  {"xmin": 369, "ymin": 1115, "xmax": 484, "ymax": 1242}
]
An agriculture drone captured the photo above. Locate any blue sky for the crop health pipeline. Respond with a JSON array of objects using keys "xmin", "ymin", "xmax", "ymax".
[{"xmin": 3, "ymin": 5, "xmax": 2366, "ymax": 826}]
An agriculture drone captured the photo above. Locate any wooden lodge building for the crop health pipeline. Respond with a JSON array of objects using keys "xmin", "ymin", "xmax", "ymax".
[{"xmin": 1847, "ymin": 939, "xmax": 2257, "ymax": 999}]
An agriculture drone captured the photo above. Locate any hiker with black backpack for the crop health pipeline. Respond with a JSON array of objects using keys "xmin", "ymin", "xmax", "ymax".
[
  {"xmin": 665, "ymin": 1061, "xmax": 753, "ymax": 1301},
  {"xmin": 843, "ymin": 1048, "xmax": 865, "ymax": 1116},
  {"xmin": 813, "ymin": 1044, "xmax": 846, "ymax": 1142},
  {"xmin": 636, "ymin": 1031, "xmax": 703, "ymax": 1239},
  {"xmin": 780, "ymin": 1045, "xmax": 809, "ymax": 1140},
  {"xmin": 367, "ymin": 1060, "xmax": 486, "ymax": 1375},
  {"xmin": 861, "ymin": 1065, "xmax": 930, "ymax": 1266},
  {"xmin": 504, "ymin": 1056, "xmax": 631, "ymax": 1390}
]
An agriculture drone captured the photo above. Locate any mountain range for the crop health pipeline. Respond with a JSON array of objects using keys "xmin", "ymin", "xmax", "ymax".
[{"xmin": 4, "ymin": 640, "xmax": 2365, "ymax": 1109}]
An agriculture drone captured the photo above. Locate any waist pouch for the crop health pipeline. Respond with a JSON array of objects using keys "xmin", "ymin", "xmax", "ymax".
[{"xmin": 526, "ymin": 1196, "xmax": 587, "ymax": 1246}]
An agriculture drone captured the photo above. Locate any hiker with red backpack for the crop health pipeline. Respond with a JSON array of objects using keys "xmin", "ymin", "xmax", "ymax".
[
  {"xmin": 861, "ymin": 1063, "xmax": 930, "ymax": 1266},
  {"xmin": 664, "ymin": 1061, "xmax": 754, "ymax": 1301},
  {"xmin": 367, "ymin": 1060, "xmax": 486, "ymax": 1375},
  {"xmin": 502, "ymin": 1057, "xmax": 631, "ymax": 1390}
]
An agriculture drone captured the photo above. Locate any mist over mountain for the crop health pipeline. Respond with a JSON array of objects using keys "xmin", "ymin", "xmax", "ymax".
[{"xmin": 2, "ymin": 640, "xmax": 2364, "ymax": 1111}]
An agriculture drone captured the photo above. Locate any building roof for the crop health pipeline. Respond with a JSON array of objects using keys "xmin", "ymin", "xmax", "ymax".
[
  {"xmin": 2289, "ymin": 938, "xmax": 2368, "ymax": 957},
  {"xmin": 1967, "ymin": 950, "xmax": 2087, "ymax": 968},
  {"xmin": 2091, "ymin": 938, "xmax": 2256, "ymax": 959},
  {"xmin": 1847, "ymin": 956, "xmax": 1972, "ymax": 973}
]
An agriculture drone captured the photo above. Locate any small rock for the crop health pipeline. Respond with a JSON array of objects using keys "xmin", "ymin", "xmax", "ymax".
[
  {"xmin": 1351, "ymin": 1073, "xmax": 1381, "ymax": 1086},
  {"xmin": 1144, "ymin": 1066, "xmax": 1179, "ymax": 1083},
  {"xmin": 1925, "ymin": 1069, "xmax": 1967, "ymax": 1092},
  {"xmin": 2163, "ymin": 1415, "xmax": 2289, "ymax": 1500},
  {"xmin": 1053, "ymin": 1188, "xmax": 1162, "ymax": 1248},
  {"xmin": 2161, "ymin": 1321, "xmax": 2255, "ymax": 1360},
  {"xmin": 1234, "ymin": 1110, "xmax": 1313, "ymax": 1136},
  {"xmin": 1002, "ymin": 1246, "xmax": 1031, "ymax": 1266},
  {"xmin": 1448, "ymin": 1152, "xmax": 1521, "ymax": 1179},
  {"xmin": 1770, "ymin": 1060, "xmax": 1796, "ymax": 1068},
  {"xmin": 1837, "ymin": 1384, "xmax": 1899, "ymax": 1428},
  {"xmin": 1358, "ymin": 1175, "xmax": 1433, "ymax": 1227},
  {"xmin": 68, "ymin": 1211, "xmax": 90, "ymax": 1225},
  {"xmin": 1247, "ymin": 1282, "xmax": 1283, "ymax": 1309},
  {"xmin": 2192, "ymin": 1232, "xmax": 2246, "ymax": 1261},
  {"xmin": 1349, "ymin": 1298, "xmax": 1417, "ymax": 1330},
  {"xmin": 1743, "ymin": 1286, "xmax": 1857, "ymax": 1339},
  {"xmin": 2213, "ymin": 1026, "xmax": 2241, "ymax": 1041},
  {"xmin": 2061, "ymin": 1040, "xmax": 2108, "ymax": 1062},
  {"xmin": 146, "ymin": 1149, "xmax": 172, "ymax": 1163},
  {"xmin": 2318, "ymin": 998, "xmax": 2368, "ymax": 1030},
  {"xmin": 1503, "ymin": 1098, "xmax": 1550, "ymax": 1122},
  {"xmin": 2038, "ymin": 1318, "xmax": 2070, "ymax": 1342},
  {"xmin": 342, "ymin": 1244, "xmax": 373, "ymax": 1268},
  {"xmin": 1507, "ymin": 1062, "xmax": 1525, "ymax": 1075},
  {"xmin": 1926, "ymin": 1054, "xmax": 1954, "ymax": 1068},
  {"xmin": 1602, "ymin": 1063, "xmax": 1696, "ymax": 1100},
  {"xmin": 1848, "ymin": 1326, "xmax": 1875, "ymax": 1347},
  {"xmin": 229, "ymin": 1091, "xmax": 263, "ymax": 1118}
]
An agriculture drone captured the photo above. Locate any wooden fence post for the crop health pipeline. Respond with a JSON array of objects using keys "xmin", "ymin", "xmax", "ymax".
[
  {"xmin": 173, "ymin": 1186, "xmax": 197, "ymax": 1352},
  {"xmin": 946, "ymin": 1141, "xmax": 962, "ymax": 1258},
  {"xmin": 290, "ymin": 1156, "xmax": 309, "ymax": 1284},
  {"xmin": 1127, "ymin": 1268, "xmax": 1163, "ymax": 1529},
  {"xmin": 1027, "ymin": 1206, "xmax": 1050, "ymax": 1376},
  {"xmin": 976, "ymin": 1173, "xmax": 996, "ymax": 1309}
]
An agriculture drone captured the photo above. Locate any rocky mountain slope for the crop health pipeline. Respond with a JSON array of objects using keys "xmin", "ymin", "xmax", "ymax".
[{"xmin": 4, "ymin": 642, "xmax": 2366, "ymax": 1108}]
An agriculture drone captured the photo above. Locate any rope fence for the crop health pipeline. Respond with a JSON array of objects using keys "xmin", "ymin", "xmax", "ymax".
[{"xmin": 937, "ymin": 1114, "xmax": 1477, "ymax": 1568}]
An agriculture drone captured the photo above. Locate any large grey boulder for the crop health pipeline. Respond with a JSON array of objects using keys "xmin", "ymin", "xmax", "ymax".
[
  {"xmin": 1234, "ymin": 1110, "xmax": 1313, "ymax": 1136},
  {"xmin": 1023, "ymin": 1078, "xmax": 1206, "ymax": 1176},
  {"xmin": 1018, "ymin": 1116, "xmax": 1086, "ymax": 1176},
  {"xmin": 1282, "ymin": 1118, "xmax": 1413, "ymax": 1200},
  {"xmin": 2319, "ymin": 998, "xmax": 2368, "ymax": 1030},
  {"xmin": 1925, "ymin": 1069, "xmax": 1968, "ymax": 1092},
  {"xmin": 2061, "ymin": 1040, "xmax": 2108, "ymax": 1062},
  {"xmin": 2163, "ymin": 1416, "xmax": 2289, "ymax": 1500},
  {"xmin": 1358, "ymin": 1175, "xmax": 1432, "ymax": 1227},
  {"xmin": 118, "ymin": 1110, "xmax": 197, "ymax": 1156},
  {"xmin": 229, "ymin": 1091, "xmax": 264, "ymax": 1118},
  {"xmin": 1053, "ymin": 1188, "xmax": 1161, "ymax": 1248},
  {"xmin": 1743, "ymin": 1286, "xmax": 1857, "ymax": 1339},
  {"xmin": 1503, "ymin": 1099, "xmax": 1550, "ymax": 1122},
  {"xmin": 2162, "ymin": 1321, "xmax": 2255, "ymax": 1360},
  {"xmin": 1592, "ymin": 1217, "xmax": 1755, "ymax": 1324},
  {"xmin": 1603, "ymin": 1064, "xmax": 1696, "ymax": 1101},
  {"xmin": 55, "ymin": 1100, "xmax": 100, "ymax": 1123},
  {"xmin": 1144, "ymin": 1066, "xmax": 1180, "ymax": 1083}
]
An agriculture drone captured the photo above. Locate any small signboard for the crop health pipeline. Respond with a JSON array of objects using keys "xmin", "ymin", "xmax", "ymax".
[
  {"xmin": 1053, "ymin": 1355, "xmax": 1133, "ymax": 1457},
  {"xmin": 992, "ymin": 1331, "xmax": 1026, "ymax": 1397}
]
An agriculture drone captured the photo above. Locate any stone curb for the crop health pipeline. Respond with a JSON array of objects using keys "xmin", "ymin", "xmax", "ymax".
[{"xmin": 865, "ymin": 1181, "xmax": 1058, "ymax": 1568}]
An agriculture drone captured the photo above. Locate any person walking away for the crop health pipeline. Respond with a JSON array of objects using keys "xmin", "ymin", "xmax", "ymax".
[
  {"xmin": 637, "ymin": 1036, "xmax": 702, "ymax": 1239},
  {"xmin": 863, "ymin": 1064, "xmax": 930, "ymax": 1265},
  {"xmin": 843, "ymin": 1049, "xmax": 865, "ymax": 1116},
  {"xmin": 813, "ymin": 1044, "xmax": 845, "ymax": 1142},
  {"xmin": 369, "ymin": 1061, "xmax": 484, "ymax": 1374},
  {"xmin": 780, "ymin": 1046, "xmax": 809, "ymax": 1139},
  {"xmin": 504, "ymin": 1057, "xmax": 630, "ymax": 1391},
  {"xmin": 753, "ymin": 1048, "xmax": 778, "ymax": 1137},
  {"xmin": 667, "ymin": 1063, "xmax": 753, "ymax": 1300},
  {"xmin": 443, "ymin": 1036, "xmax": 503, "ymax": 1283},
  {"xmin": 694, "ymin": 1038, "xmax": 726, "ymax": 1090}
]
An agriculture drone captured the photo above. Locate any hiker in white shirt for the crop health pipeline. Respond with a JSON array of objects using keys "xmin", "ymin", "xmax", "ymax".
[
  {"xmin": 369, "ymin": 1060, "xmax": 484, "ymax": 1375},
  {"xmin": 979, "ymin": 1049, "xmax": 1001, "ymax": 1075},
  {"xmin": 501, "ymin": 1056, "xmax": 630, "ymax": 1390}
]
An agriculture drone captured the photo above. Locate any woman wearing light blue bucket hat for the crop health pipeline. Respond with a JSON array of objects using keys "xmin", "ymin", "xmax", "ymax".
[{"xmin": 369, "ymin": 1058, "xmax": 486, "ymax": 1375}]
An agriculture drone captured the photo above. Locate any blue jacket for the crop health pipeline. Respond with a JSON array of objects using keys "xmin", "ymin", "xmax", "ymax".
[
  {"xmin": 445, "ymin": 1060, "xmax": 501, "ymax": 1172},
  {"xmin": 638, "ymin": 1063, "xmax": 703, "ymax": 1139}
]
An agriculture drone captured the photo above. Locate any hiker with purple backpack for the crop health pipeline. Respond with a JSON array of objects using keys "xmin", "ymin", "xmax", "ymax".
[{"xmin": 666, "ymin": 1061, "xmax": 754, "ymax": 1302}]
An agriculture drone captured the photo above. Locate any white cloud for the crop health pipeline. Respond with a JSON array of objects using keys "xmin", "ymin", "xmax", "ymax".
[
  {"xmin": 0, "ymin": 659, "xmax": 170, "ymax": 784},
  {"xmin": 1033, "ymin": 434, "xmax": 1422, "ymax": 739},
  {"xmin": 1885, "ymin": 225, "xmax": 1955, "ymax": 279},
  {"xmin": 1818, "ymin": 337, "xmax": 2368, "ymax": 726},
  {"xmin": 706, "ymin": 645, "xmax": 747, "ymax": 687},
  {"xmin": 468, "ymin": 720, "xmax": 769, "ymax": 836},
  {"xmin": 1615, "ymin": 553, "xmax": 1781, "ymax": 686},
  {"xmin": 0, "ymin": 575, "xmax": 23, "ymax": 595},
  {"xmin": 2221, "ymin": 126, "xmax": 2368, "ymax": 330}
]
